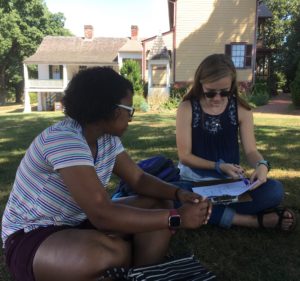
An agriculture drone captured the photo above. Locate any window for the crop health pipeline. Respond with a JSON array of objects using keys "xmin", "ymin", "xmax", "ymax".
[
  {"xmin": 231, "ymin": 45, "xmax": 245, "ymax": 68},
  {"xmin": 225, "ymin": 43, "xmax": 252, "ymax": 69},
  {"xmin": 49, "ymin": 65, "xmax": 63, "ymax": 79}
]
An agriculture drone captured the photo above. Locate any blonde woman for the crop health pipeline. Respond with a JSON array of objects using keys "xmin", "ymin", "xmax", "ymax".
[{"xmin": 176, "ymin": 54, "xmax": 296, "ymax": 231}]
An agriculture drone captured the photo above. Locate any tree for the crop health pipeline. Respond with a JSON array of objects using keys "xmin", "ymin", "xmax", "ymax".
[
  {"xmin": 120, "ymin": 60, "xmax": 148, "ymax": 111},
  {"xmin": 263, "ymin": 0, "xmax": 299, "ymax": 50},
  {"xmin": 0, "ymin": 0, "xmax": 71, "ymax": 105},
  {"xmin": 262, "ymin": 0, "xmax": 300, "ymax": 90},
  {"xmin": 290, "ymin": 61, "xmax": 300, "ymax": 107},
  {"xmin": 284, "ymin": 13, "xmax": 300, "ymax": 85},
  {"xmin": 120, "ymin": 60, "xmax": 143, "ymax": 95}
]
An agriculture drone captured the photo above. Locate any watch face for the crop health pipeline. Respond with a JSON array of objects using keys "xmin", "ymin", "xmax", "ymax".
[{"xmin": 169, "ymin": 215, "xmax": 181, "ymax": 228}]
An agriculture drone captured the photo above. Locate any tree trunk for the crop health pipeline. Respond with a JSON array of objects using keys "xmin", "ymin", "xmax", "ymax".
[
  {"xmin": 15, "ymin": 80, "xmax": 24, "ymax": 104},
  {"xmin": 0, "ymin": 67, "xmax": 7, "ymax": 105}
]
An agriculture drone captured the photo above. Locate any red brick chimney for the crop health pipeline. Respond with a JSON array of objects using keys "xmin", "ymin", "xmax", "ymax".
[
  {"xmin": 131, "ymin": 25, "xmax": 138, "ymax": 40},
  {"xmin": 84, "ymin": 25, "xmax": 94, "ymax": 39}
]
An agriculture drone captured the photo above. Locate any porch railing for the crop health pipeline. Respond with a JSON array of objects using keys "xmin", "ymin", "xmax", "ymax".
[{"xmin": 28, "ymin": 79, "xmax": 64, "ymax": 89}]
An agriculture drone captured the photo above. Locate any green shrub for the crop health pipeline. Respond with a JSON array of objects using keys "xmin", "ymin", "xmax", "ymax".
[
  {"xmin": 162, "ymin": 97, "xmax": 181, "ymax": 110},
  {"xmin": 249, "ymin": 81, "xmax": 269, "ymax": 106},
  {"xmin": 274, "ymin": 71, "xmax": 287, "ymax": 91},
  {"xmin": 290, "ymin": 61, "xmax": 300, "ymax": 107},
  {"xmin": 120, "ymin": 60, "xmax": 143, "ymax": 96},
  {"xmin": 133, "ymin": 94, "xmax": 149, "ymax": 112},
  {"xmin": 120, "ymin": 60, "xmax": 149, "ymax": 112},
  {"xmin": 29, "ymin": 92, "xmax": 38, "ymax": 104},
  {"xmin": 143, "ymin": 81, "xmax": 148, "ymax": 98},
  {"xmin": 162, "ymin": 85, "xmax": 188, "ymax": 110}
]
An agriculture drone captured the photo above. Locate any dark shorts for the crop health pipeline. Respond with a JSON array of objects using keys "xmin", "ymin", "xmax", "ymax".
[{"xmin": 4, "ymin": 221, "xmax": 95, "ymax": 281}]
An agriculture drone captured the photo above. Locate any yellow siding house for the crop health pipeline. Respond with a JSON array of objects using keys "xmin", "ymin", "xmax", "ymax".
[{"xmin": 143, "ymin": 0, "xmax": 258, "ymax": 92}]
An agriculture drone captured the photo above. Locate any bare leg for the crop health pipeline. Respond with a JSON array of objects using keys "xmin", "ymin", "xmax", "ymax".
[
  {"xmin": 33, "ymin": 196, "xmax": 173, "ymax": 281},
  {"xmin": 232, "ymin": 210, "xmax": 295, "ymax": 230},
  {"xmin": 114, "ymin": 195, "xmax": 173, "ymax": 266},
  {"xmin": 33, "ymin": 229, "xmax": 131, "ymax": 281},
  {"xmin": 132, "ymin": 229, "xmax": 171, "ymax": 266}
]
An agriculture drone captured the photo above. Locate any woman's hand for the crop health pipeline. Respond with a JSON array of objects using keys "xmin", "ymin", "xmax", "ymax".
[
  {"xmin": 176, "ymin": 188, "xmax": 203, "ymax": 204},
  {"xmin": 177, "ymin": 199, "xmax": 212, "ymax": 229},
  {"xmin": 220, "ymin": 163, "xmax": 244, "ymax": 179},
  {"xmin": 249, "ymin": 164, "xmax": 268, "ymax": 190}
]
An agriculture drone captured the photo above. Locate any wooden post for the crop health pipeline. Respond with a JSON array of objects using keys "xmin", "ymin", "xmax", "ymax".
[{"xmin": 23, "ymin": 64, "xmax": 31, "ymax": 113}]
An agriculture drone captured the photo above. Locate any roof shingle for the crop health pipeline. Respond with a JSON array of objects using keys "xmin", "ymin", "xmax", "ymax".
[{"xmin": 24, "ymin": 36, "xmax": 137, "ymax": 64}]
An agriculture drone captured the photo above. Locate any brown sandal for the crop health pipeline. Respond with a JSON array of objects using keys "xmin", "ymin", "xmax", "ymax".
[{"xmin": 257, "ymin": 207, "xmax": 297, "ymax": 232}]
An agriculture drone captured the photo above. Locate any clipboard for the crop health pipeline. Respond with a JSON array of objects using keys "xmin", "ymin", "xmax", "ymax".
[{"xmin": 192, "ymin": 178, "xmax": 253, "ymax": 205}]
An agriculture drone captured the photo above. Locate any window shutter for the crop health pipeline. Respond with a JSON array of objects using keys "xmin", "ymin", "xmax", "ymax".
[
  {"xmin": 225, "ymin": 44, "xmax": 231, "ymax": 57},
  {"xmin": 245, "ymin": 44, "xmax": 252, "ymax": 67},
  {"xmin": 59, "ymin": 65, "xmax": 63, "ymax": 79},
  {"xmin": 49, "ymin": 65, "xmax": 53, "ymax": 79}
]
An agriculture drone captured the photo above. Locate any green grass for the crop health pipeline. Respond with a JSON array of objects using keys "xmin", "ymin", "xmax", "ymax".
[{"xmin": 0, "ymin": 110, "xmax": 299, "ymax": 281}]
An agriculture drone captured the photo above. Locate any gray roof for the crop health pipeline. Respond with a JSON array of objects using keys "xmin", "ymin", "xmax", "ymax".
[
  {"xmin": 24, "ymin": 36, "xmax": 141, "ymax": 64},
  {"xmin": 258, "ymin": 3, "xmax": 272, "ymax": 18},
  {"xmin": 119, "ymin": 39, "xmax": 142, "ymax": 52},
  {"xmin": 148, "ymin": 35, "xmax": 170, "ymax": 60}
]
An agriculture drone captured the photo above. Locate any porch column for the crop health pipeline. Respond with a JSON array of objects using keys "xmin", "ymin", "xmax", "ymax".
[
  {"xmin": 147, "ymin": 62, "xmax": 152, "ymax": 95},
  {"xmin": 63, "ymin": 64, "xmax": 68, "ymax": 89},
  {"xmin": 37, "ymin": 93, "xmax": 43, "ymax": 111},
  {"xmin": 23, "ymin": 64, "xmax": 31, "ymax": 113},
  {"xmin": 166, "ymin": 62, "xmax": 170, "ymax": 94}
]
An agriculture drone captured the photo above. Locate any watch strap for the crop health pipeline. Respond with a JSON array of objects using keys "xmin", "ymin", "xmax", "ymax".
[
  {"xmin": 168, "ymin": 209, "xmax": 180, "ymax": 234},
  {"xmin": 256, "ymin": 160, "xmax": 271, "ymax": 171}
]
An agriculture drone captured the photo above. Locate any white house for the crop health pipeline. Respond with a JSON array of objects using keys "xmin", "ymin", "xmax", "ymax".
[{"xmin": 23, "ymin": 25, "xmax": 142, "ymax": 112}]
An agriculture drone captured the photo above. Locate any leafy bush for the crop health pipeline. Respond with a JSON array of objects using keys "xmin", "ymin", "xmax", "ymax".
[
  {"xmin": 248, "ymin": 81, "xmax": 269, "ymax": 106},
  {"xmin": 29, "ymin": 92, "xmax": 38, "ymax": 104},
  {"xmin": 133, "ymin": 94, "xmax": 149, "ymax": 112},
  {"xmin": 143, "ymin": 82, "xmax": 148, "ymax": 98},
  {"xmin": 290, "ymin": 61, "xmax": 300, "ymax": 107},
  {"xmin": 162, "ymin": 85, "xmax": 188, "ymax": 110},
  {"xmin": 274, "ymin": 71, "xmax": 287, "ymax": 91},
  {"xmin": 120, "ymin": 60, "xmax": 149, "ymax": 112},
  {"xmin": 120, "ymin": 60, "xmax": 143, "ymax": 95},
  {"xmin": 162, "ymin": 97, "xmax": 181, "ymax": 110}
]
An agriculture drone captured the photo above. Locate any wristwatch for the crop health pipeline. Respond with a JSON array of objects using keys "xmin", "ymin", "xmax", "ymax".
[
  {"xmin": 168, "ymin": 209, "xmax": 181, "ymax": 234},
  {"xmin": 256, "ymin": 160, "xmax": 271, "ymax": 171}
]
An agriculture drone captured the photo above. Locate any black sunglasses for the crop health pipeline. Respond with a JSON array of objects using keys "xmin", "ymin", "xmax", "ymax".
[{"xmin": 203, "ymin": 90, "xmax": 231, "ymax": 99}]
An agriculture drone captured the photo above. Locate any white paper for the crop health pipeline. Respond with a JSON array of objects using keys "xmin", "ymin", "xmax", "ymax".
[{"xmin": 192, "ymin": 180, "xmax": 259, "ymax": 198}]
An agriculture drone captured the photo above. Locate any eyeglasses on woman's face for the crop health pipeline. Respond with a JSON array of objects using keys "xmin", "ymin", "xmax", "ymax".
[
  {"xmin": 203, "ymin": 90, "xmax": 231, "ymax": 99},
  {"xmin": 116, "ymin": 104, "xmax": 135, "ymax": 118}
]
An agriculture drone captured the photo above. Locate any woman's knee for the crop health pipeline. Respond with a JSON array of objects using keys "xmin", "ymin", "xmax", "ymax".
[
  {"xmin": 95, "ymin": 235, "xmax": 132, "ymax": 269},
  {"xmin": 269, "ymin": 179, "xmax": 284, "ymax": 203},
  {"xmin": 260, "ymin": 179, "xmax": 284, "ymax": 205}
]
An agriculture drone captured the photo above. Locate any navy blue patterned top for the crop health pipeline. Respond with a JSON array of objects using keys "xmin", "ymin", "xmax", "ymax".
[{"xmin": 191, "ymin": 96, "xmax": 240, "ymax": 167}]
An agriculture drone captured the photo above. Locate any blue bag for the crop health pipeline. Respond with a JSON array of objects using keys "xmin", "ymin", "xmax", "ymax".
[{"xmin": 112, "ymin": 155, "xmax": 180, "ymax": 199}]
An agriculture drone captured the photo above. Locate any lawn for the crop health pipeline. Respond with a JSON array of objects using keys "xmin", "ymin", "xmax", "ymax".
[{"xmin": 0, "ymin": 109, "xmax": 299, "ymax": 281}]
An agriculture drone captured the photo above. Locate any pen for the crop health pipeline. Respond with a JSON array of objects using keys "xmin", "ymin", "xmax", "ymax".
[{"xmin": 238, "ymin": 174, "xmax": 250, "ymax": 186}]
